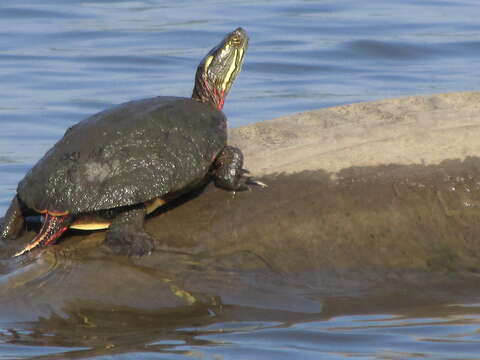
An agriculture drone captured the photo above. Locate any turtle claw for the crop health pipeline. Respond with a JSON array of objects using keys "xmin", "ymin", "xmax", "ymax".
[
  {"xmin": 231, "ymin": 173, "xmax": 268, "ymax": 192},
  {"xmin": 246, "ymin": 177, "xmax": 268, "ymax": 188},
  {"xmin": 239, "ymin": 168, "xmax": 269, "ymax": 187}
]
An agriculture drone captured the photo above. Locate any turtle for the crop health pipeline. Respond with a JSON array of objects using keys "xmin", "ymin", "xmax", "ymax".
[{"xmin": 1, "ymin": 27, "xmax": 263, "ymax": 257}]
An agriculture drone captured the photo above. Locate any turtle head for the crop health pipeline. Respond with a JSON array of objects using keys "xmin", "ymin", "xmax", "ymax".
[{"xmin": 192, "ymin": 27, "xmax": 249, "ymax": 110}]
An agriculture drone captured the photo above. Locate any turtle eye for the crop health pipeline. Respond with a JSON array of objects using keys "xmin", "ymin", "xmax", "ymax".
[{"xmin": 231, "ymin": 35, "xmax": 241, "ymax": 46}]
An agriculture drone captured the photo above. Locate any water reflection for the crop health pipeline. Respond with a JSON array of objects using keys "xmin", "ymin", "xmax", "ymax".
[{"xmin": 2, "ymin": 301, "xmax": 480, "ymax": 359}]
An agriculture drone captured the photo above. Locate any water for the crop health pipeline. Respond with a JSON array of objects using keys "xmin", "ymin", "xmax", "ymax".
[
  {"xmin": 2, "ymin": 0, "xmax": 480, "ymax": 358},
  {"xmin": 2, "ymin": 301, "xmax": 480, "ymax": 359}
]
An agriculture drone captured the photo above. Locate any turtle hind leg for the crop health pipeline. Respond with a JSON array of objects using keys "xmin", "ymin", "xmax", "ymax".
[
  {"xmin": 1, "ymin": 195, "xmax": 25, "ymax": 241},
  {"xmin": 14, "ymin": 213, "xmax": 72, "ymax": 257},
  {"xmin": 105, "ymin": 205, "xmax": 154, "ymax": 256},
  {"xmin": 212, "ymin": 146, "xmax": 267, "ymax": 191}
]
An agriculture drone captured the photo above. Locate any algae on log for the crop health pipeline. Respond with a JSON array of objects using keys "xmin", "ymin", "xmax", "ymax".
[{"xmin": 2, "ymin": 91, "xmax": 480, "ymax": 320}]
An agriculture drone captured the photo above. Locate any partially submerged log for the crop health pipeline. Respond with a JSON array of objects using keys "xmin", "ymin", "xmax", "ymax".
[{"xmin": 2, "ymin": 92, "xmax": 480, "ymax": 320}]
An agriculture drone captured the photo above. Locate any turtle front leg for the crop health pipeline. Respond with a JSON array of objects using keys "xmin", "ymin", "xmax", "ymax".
[
  {"xmin": 212, "ymin": 146, "xmax": 267, "ymax": 191},
  {"xmin": 105, "ymin": 205, "xmax": 154, "ymax": 256},
  {"xmin": 1, "ymin": 195, "xmax": 25, "ymax": 241}
]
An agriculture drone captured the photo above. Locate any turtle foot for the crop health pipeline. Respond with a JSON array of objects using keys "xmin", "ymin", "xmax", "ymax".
[
  {"xmin": 105, "ymin": 230, "xmax": 155, "ymax": 257},
  {"xmin": 213, "ymin": 146, "xmax": 268, "ymax": 191}
]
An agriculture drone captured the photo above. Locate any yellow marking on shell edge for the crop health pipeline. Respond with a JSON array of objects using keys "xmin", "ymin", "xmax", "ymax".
[
  {"xmin": 49, "ymin": 210, "xmax": 70, "ymax": 216},
  {"xmin": 69, "ymin": 197, "xmax": 166, "ymax": 230},
  {"xmin": 70, "ymin": 221, "xmax": 111, "ymax": 230},
  {"xmin": 33, "ymin": 208, "xmax": 69, "ymax": 216},
  {"xmin": 145, "ymin": 197, "xmax": 167, "ymax": 214}
]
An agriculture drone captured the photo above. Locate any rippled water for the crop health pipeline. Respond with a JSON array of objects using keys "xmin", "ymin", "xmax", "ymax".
[
  {"xmin": 2, "ymin": 301, "xmax": 480, "ymax": 359},
  {"xmin": 2, "ymin": 0, "xmax": 480, "ymax": 358}
]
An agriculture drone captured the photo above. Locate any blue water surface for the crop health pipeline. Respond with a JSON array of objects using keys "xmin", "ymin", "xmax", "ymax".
[
  {"xmin": 2, "ymin": 1, "xmax": 480, "ymax": 359},
  {"xmin": 2, "ymin": 0, "xmax": 480, "ymax": 211}
]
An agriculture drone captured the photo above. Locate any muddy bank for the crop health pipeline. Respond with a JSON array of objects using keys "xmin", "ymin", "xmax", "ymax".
[{"xmin": 2, "ymin": 91, "xmax": 480, "ymax": 320}]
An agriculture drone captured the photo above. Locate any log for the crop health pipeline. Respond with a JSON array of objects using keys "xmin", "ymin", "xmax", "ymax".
[{"xmin": 2, "ymin": 92, "xmax": 480, "ymax": 320}]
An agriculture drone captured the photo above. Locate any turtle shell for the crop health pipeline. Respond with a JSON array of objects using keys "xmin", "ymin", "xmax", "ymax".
[{"xmin": 18, "ymin": 97, "xmax": 227, "ymax": 214}]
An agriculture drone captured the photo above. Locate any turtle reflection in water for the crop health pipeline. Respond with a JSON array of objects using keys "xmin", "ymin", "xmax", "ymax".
[{"xmin": 1, "ymin": 28, "xmax": 264, "ymax": 257}]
